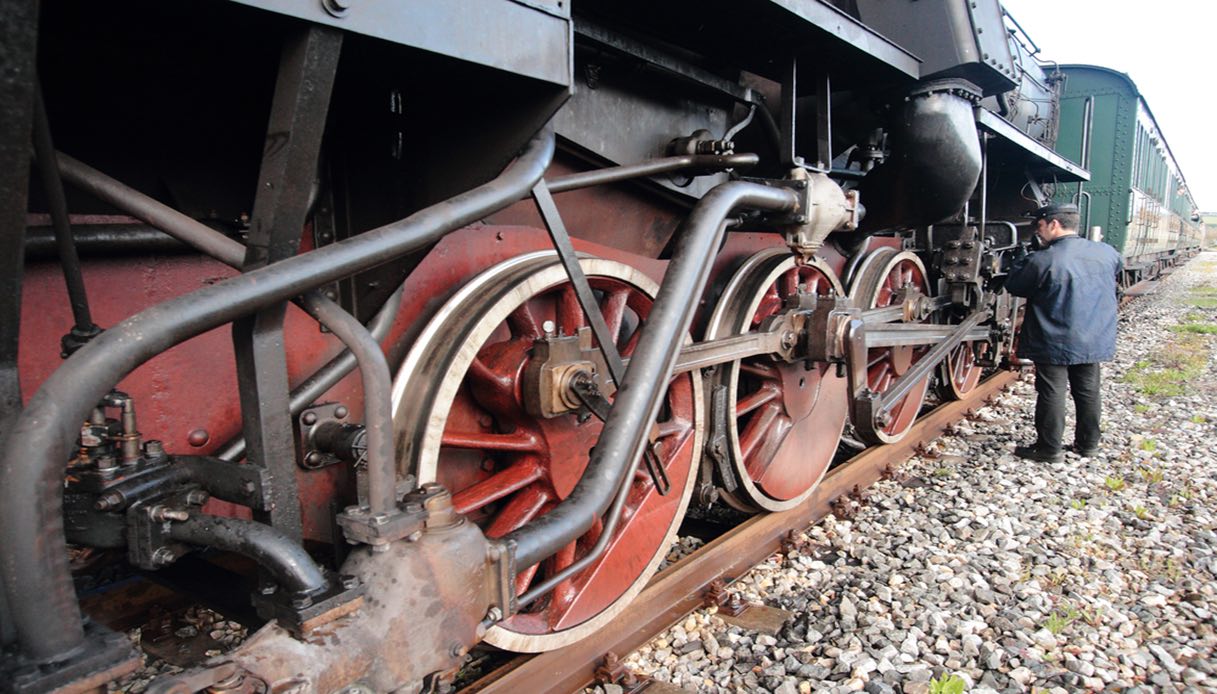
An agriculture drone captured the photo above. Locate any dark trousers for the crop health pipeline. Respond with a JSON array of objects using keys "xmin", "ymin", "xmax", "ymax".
[{"xmin": 1034, "ymin": 363, "xmax": 1102, "ymax": 453}]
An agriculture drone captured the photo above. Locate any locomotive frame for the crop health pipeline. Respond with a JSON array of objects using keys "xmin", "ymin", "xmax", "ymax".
[{"xmin": 0, "ymin": 1, "xmax": 1200, "ymax": 692}]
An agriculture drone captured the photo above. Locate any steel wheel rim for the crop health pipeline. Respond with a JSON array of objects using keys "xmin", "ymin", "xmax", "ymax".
[
  {"xmin": 391, "ymin": 253, "xmax": 703, "ymax": 652},
  {"xmin": 704, "ymin": 248, "xmax": 847, "ymax": 512},
  {"xmin": 849, "ymin": 248, "xmax": 932, "ymax": 444},
  {"xmin": 940, "ymin": 338, "xmax": 984, "ymax": 400}
]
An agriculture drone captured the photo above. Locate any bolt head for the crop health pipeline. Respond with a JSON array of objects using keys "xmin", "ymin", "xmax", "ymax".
[
  {"xmin": 321, "ymin": 0, "xmax": 352, "ymax": 16},
  {"xmin": 302, "ymin": 412, "xmax": 318, "ymax": 426},
  {"xmin": 187, "ymin": 429, "xmax": 210, "ymax": 447},
  {"xmin": 334, "ymin": 405, "xmax": 349, "ymax": 419}
]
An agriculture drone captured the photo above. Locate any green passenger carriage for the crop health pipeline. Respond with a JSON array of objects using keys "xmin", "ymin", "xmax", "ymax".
[{"xmin": 1053, "ymin": 65, "xmax": 1202, "ymax": 288}]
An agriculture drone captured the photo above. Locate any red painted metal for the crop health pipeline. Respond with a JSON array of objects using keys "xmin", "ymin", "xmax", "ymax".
[
  {"xmin": 428, "ymin": 271, "xmax": 699, "ymax": 635},
  {"xmin": 864, "ymin": 256, "xmax": 931, "ymax": 438},
  {"xmin": 737, "ymin": 263, "xmax": 847, "ymax": 501},
  {"xmin": 486, "ymin": 155, "xmax": 686, "ymax": 259},
  {"xmin": 942, "ymin": 340, "xmax": 985, "ymax": 399},
  {"xmin": 18, "ymin": 224, "xmax": 669, "ymax": 542}
]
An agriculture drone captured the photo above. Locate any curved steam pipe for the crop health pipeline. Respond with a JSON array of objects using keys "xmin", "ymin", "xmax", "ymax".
[
  {"xmin": 295, "ymin": 293, "xmax": 395, "ymax": 515},
  {"xmin": 504, "ymin": 180, "xmax": 800, "ymax": 570},
  {"xmin": 214, "ymin": 283, "xmax": 404, "ymax": 463},
  {"xmin": 166, "ymin": 515, "xmax": 328, "ymax": 595},
  {"xmin": 0, "ymin": 125, "xmax": 554, "ymax": 662}
]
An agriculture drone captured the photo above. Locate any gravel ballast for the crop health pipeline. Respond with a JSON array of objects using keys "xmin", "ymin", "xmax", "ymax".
[{"xmin": 617, "ymin": 252, "xmax": 1217, "ymax": 693}]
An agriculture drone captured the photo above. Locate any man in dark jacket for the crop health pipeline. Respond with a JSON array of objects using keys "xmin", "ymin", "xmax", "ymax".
[{"xmin": 1004, "ymin": 203, "xmax": 1123, "ymax": 463}]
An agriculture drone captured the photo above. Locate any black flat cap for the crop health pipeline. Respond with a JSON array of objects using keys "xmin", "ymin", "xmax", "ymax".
[{"xmin": 1028, "ymin": 202, "xmax": 1079, "ymax": 219}]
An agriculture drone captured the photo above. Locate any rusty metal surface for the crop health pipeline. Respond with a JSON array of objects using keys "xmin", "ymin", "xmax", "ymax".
[
  {"xmin": 468, "ymin": 370, "xmax": 1019, "ymax": 694},
  {"xmin": 717, "ymin": 603, "xmax": 793, "ymax": 636}
]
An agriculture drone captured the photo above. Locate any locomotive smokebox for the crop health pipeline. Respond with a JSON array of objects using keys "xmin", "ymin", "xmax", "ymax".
[{"xmin": 859, "ymin": 79, "xmax": 983, "ymax": 232}]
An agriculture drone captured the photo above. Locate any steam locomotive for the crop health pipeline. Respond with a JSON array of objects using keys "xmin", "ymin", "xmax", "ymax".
[{"xmin": 0, "ymin": 1, "xmax": 1200, "ymax": 692}]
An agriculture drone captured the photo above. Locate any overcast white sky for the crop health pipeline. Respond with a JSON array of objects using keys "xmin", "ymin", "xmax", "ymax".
[{"xmin": 999, "ymin": 0, "xmax": 1216, "ymax": 210}]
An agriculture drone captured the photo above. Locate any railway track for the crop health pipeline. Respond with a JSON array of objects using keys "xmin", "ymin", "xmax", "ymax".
[
  {"xmin": 87, "ymin": 371, "xmax": 1017, "ymax": 692},
  {"xmin": 464, "ymin": 371, "xmax": 1020, "ymax": 694}
]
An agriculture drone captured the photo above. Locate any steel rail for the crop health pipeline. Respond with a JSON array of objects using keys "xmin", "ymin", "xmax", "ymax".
[
  {"xmin": 0, "ymin": 126, "xmax": 554, "ymax": 662},
  {"xmin": 470, "ymin": 371, "xmax": 1019, "ymax": 694}
]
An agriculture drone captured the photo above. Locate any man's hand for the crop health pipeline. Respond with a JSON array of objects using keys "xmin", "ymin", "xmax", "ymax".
[{"xmin": 1001, "ymin": 244, "xmax": 1029, "ymax": 273}]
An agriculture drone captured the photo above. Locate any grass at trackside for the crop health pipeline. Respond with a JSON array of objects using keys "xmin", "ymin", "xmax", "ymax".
[
  {"xmin": 1123, "ymin": 266, "xmax": 1215, "ymax": 397},
  {"xmin": 1187, "ymin": 286, "xmax": 1217, "ymax": 310}
]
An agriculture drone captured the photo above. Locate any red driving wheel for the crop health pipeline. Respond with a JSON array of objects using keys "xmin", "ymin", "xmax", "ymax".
[
  {"xmin": 705, "ymin": 249, "xmax": 848, "ymax": 512},
  {"xmin": 392, "ymin": 254, "xmax": 703, "ymax": 652},
  {"xmin": 849, "ymin": 248, "xmax": 933, "ymax": 444}
]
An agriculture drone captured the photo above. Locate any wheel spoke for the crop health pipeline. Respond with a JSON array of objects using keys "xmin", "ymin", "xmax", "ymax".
[
  {"xmin": 484, "ymin": 484, "xmax": 551, "ymax": 538},
  {"xmin": 581, "ymin": 516, "xmax": 604, "ymax": 550},
  {"xmin": 515, "ymin": 563, "xmax": 539, "ymax": 597},
  {"xmin": 557, "ymin": 285, "xmax": 584, "ymax": 335},
  {"xmin": 508, "ymin": 303, "xmax": 542, "ymax": 339},
  {"xmin": 451, "ymin": 460, "xmax": 545, "ymax": 515},
  {"xmin": 601, "ymin": 288, "xmax": 630, "ymax": 344},
  {"xmin": 876, "ymin": 369, "xmax": 893, "ymax": 393},
  {"xmin": 868, "ymin": 360, "xmax": 890, "ymax": 389},
  {"xmin": 735, "ymin": 380, "xmax": 781, "ymax": 417},
  {"xmin": 740, "ymin": 362, "xmax": 781, "ymax": 379},
  {"xmin": 621, "ymin": 327, "xmax": 642, "ymax": 355},
  {"xmin": 468, "ymin": 356, "xmax": 516, "ymax": 402},
  {"xmin": 866, "ymin": 350, "xmax": 888, "ymax": 369},
  {"xmin": 655, "ymin": 419, "xmax": 688, "ymax": 439},
  {"xmin": 779, "ymin": 268, "xmax": 798, "ymax": 298},
  {"xmin": 546, "ymin": 541, "xmax": 579, "ymax": 628},
  {"xmin": 751, "ymin": 413, "xmax": 794, "ymax": 484},
  {"xmin": 739, "ymin": 401, "xmax": 782, "ymax": 462},
  {"xmin": 753, "ymin": 283, "xmax": 782, "ymax": 324},
  {"xmin": 442, "ymin": 430, "xmax": 541, "ymax": 453}
]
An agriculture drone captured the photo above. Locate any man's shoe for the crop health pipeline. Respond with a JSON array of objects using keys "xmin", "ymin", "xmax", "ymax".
[
  {"xmin": 1067, "ymin": 444, "xmax": 1099, "ymax": 458},
  {"xmin": 1014, "ymin": 444, "xmax": 1064, "ymax": 463}
]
